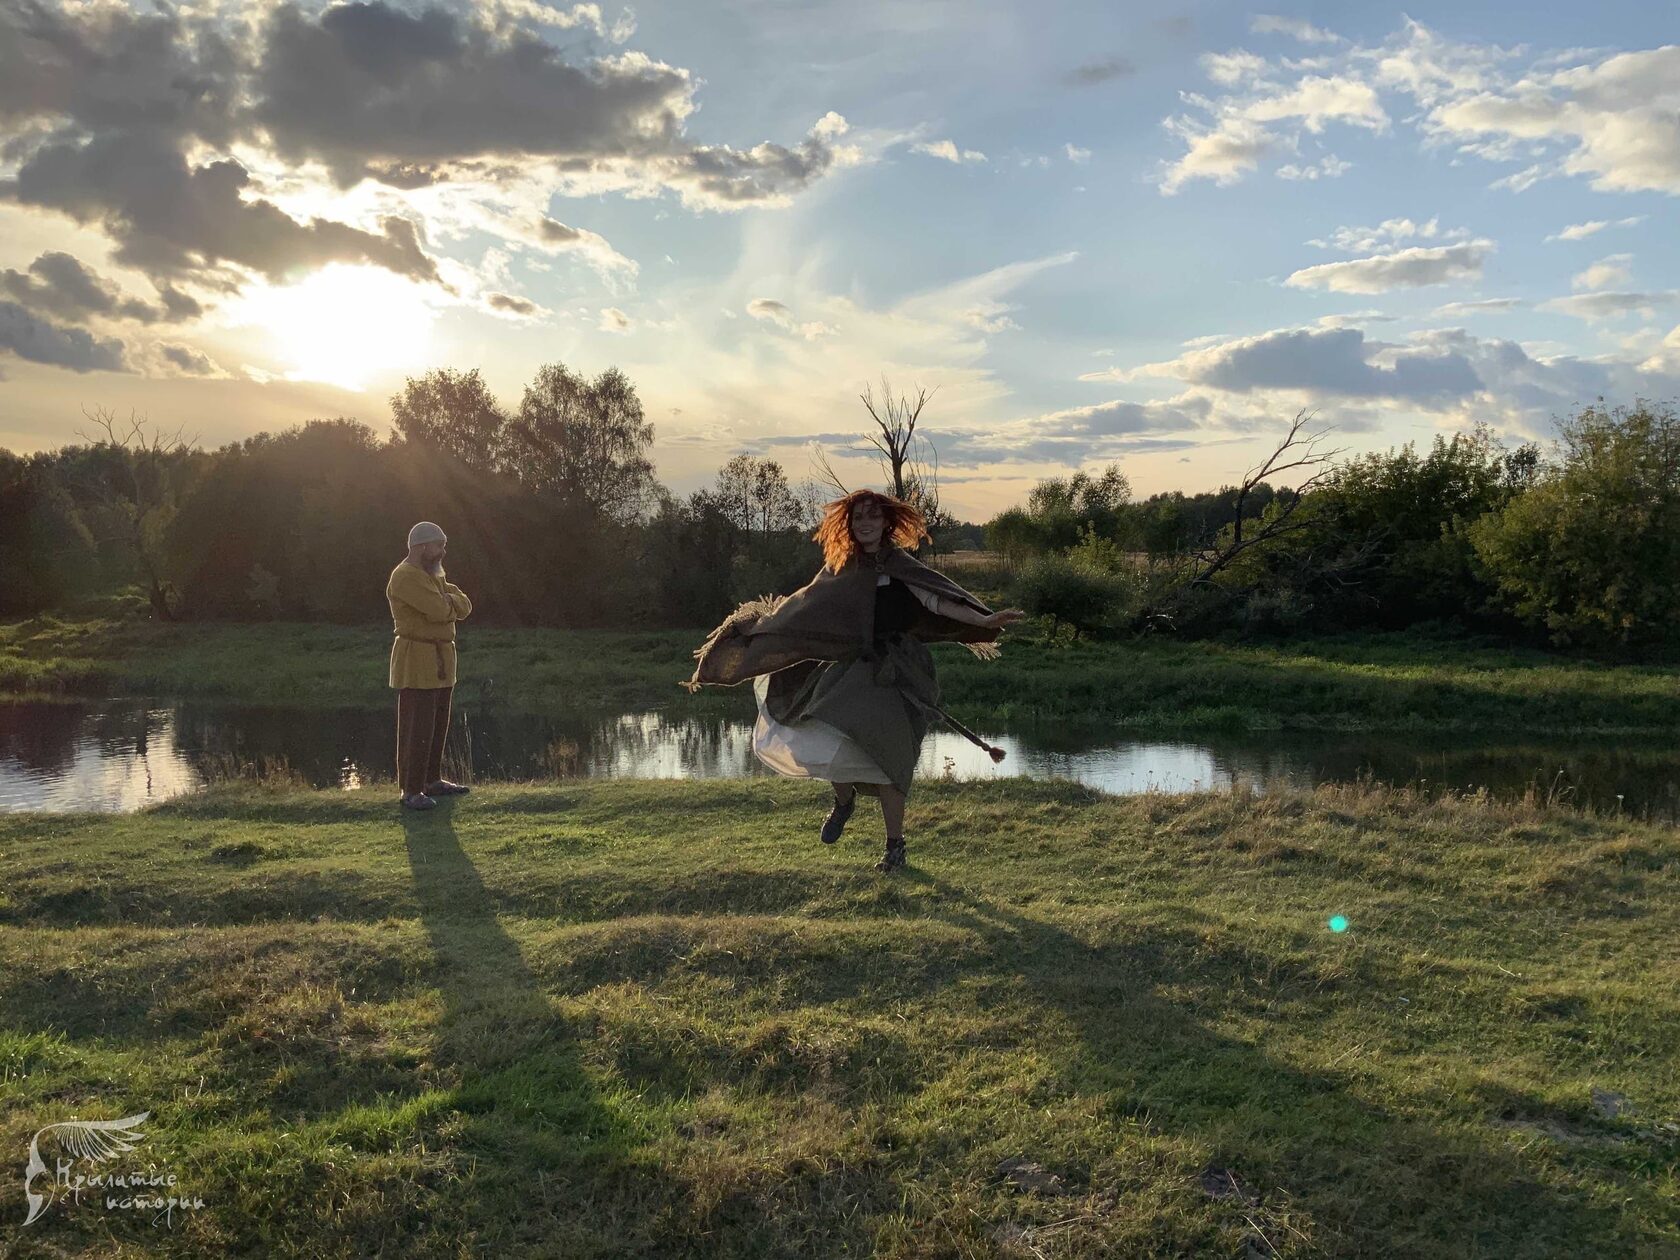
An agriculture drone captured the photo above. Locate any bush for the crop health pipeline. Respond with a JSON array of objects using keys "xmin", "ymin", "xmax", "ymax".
[
  {"xmin": 1010, "ymin": 553, "xmax": 1136, "ymax": 637},
  {"xmin": 1469, "ymin": 400, "xmax": 1680, "ymax": 651}
]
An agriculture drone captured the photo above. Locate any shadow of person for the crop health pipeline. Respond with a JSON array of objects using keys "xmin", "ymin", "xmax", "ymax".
[
  {"xmin": 897, "ymin": 870, "xmax": 1638, "ymax": 1256},
  {"xmin": 400, "ymin": 802, "xmax": 640, "ymax": 1173}
]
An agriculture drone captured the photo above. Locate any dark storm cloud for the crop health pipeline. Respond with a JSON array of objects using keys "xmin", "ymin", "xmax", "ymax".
[
  {"xmin": 0, "ymin": 1, "xmax": 443, "ymax": 291},
  {"xmin": 0, "ymin": 0, "xmax": 242, "ymax": 145},
  {"xmin": 2, "ymin": 129, "xmax": 442, "ymax": 286},
  {"xmin": 0, "ymin": 251, "xmax": 165, "ymax": 323},
  {"xmin": 0, "ymin": 299, "xmax": 127, "ymax": 371},
  {"xmin": 251, "ymin": 2, "xmax": 692, "ymax": 187}
]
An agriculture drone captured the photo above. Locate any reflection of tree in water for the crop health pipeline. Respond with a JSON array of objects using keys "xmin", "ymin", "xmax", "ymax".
[
  {"xmin": 4, "ymin": 697, "xmax": 1679, "ymax": 820},
  {"xmin": 584, "ymin": 710, "xmax": 760, "ymax": 779}
]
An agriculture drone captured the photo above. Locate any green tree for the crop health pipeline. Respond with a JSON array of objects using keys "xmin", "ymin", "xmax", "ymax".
[
  {"xmin": 1469, "ymin": 400, "xmax": 1680, "ymax": 650},
  {"xmin": 504, "ymin": 363, "xmax": 656, "ymax": 526},
  {"xmin": 389, "ymin": 368, "xmax": 508, "ymax": 472}
]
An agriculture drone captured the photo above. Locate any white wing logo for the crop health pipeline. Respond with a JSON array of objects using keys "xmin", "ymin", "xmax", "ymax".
[{"xmin": 23, "ymin": 1111, "xmax": 150, "ymax": 1227}]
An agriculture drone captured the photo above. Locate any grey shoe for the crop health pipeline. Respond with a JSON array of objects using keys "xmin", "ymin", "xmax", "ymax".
[
  {"xmin": 426, "ymin": 779, "xmax": 470, "ymax": 796},
  {"xmin": 820, "ymin": 791, "xmax": 857, "ymax": 844},
  {"xmin": 875, "ymin": 837, "xmax": 907, "ymax": 872},
  {"xmin": 402, "ymin": 792, "xmax": 437, "ymax": 810}
]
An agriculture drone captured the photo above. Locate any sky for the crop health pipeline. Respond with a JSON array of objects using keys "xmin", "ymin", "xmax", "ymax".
[{"xmin": 1, "ymin": 0, "xmax": 1677, "ymax": 521}]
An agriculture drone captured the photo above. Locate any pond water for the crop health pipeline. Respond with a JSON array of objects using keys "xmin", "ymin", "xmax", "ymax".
[{"xmin": 1, "ymin": 697, "xmax": 1676, "ymax": 820}]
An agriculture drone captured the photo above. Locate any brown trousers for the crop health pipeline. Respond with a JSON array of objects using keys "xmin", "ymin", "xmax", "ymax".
[{"xmin": 396, "ymin": 686, "xmax": 453, "ymax": 796}]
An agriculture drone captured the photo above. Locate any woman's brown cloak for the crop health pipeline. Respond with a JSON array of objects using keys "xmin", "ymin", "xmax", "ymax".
[{"xmin": 681, "ymin": 545, "xmax": 1000, "ymax": 794}]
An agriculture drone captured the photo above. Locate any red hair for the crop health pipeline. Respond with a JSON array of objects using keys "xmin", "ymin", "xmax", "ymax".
[{"xmin": 813, "ymin": 489, "xmax": 929, "ymax": 572}]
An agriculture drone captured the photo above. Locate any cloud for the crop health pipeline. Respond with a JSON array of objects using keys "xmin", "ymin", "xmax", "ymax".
[
  {"xmin": 1571, "ymin": 254, "xmax": 1633, "ymax": 292},
  {"xmin": 1545, "ymin": 215, "xmax": 1644, "ymax": 242},
  {"xmin": 2, "ymin": 129, "xmax": 444, "ymax": 288},
  {"xmin": 1307, "ymin": 217, "xmax": 1466, "ymax": 253},
  {"xmin": 0, "ymin": 252, "xmax": 169, "ymax": 324},
  {"xmin": 1064, "ymin": 57, "xmax": 1134, "ymax": 85},
  {"xmin": 1064, "ymin": 143, "xmax": 1091, "ymax": 164},
  {"xmin": 1157, "ymin": 20, "xmax": 1680, "ymax": 198},
  {"xmin": 1425, "ymin": 46, "xmax": 1680, "ymax": 194},
  {"xmin": 157, "ymin": 342, "xmax": 221, "ymax": 376},
  {"xmin": 0, "ymin": 0, "xmax": 858, "ymax": 321},
  {"xmin": 487, "ymin": 291, "xmax": 541, "ymax": 317},
  {"xmin": 1276, "ymin": 155, "xmax": 1350, "ymax": 179},
  {"xmin": 912, "ymin": 139, "xmax": 987, "ymax": 164},
  {"xmin": 598, "ymin": 306, "xmax": 632, "ymax": 332},
  {"xmin": 1250, "ymin": 15, "xmax": 1341, "ymax": 43},
  {"xmin": 1098, "ymin": 321, "xmax": 1680, "ymax": 441},
  {"xmin": 1541, "ymin": 291, "xmax": 1678, "ymax": 322},
  {"xmin": 1158, "ymin": 67, "xmax": 1385, "ymax": 192},
  {"xmin": 535, "ymin": 216, "xmax": 638, "ymax": 279},
  {"xmin": 1125, "ymin": 325, "xmax": 1481, "ymax": 405},
  {"xmin": 0, "ymin": 300, "xmax": 128, "ymax": 372},
  {"xmin": 1158, "ymin": 116, "xmax": 1276, "ymax": 192},
  {"xmin": 746, "ymin": 298, "xmax": 833, "ymax": 340},
  {"xmin": 1431, "ymin": 298, "xmax": 1526, "ymax": 318},
  {"xmin": 1285, "ymin": 241, "xmax": 1493, "ymax": 293}
]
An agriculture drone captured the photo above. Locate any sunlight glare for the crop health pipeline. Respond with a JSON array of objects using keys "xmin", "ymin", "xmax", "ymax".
[{"xmin": 229, "ymin": 264, "xmax": 437, "ymax": 390}]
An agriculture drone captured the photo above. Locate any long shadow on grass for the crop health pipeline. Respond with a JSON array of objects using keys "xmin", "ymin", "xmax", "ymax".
[
  {"xmin": 400, "ymin": 802, "xmax": 847, "ymax": 1257},
  {"xmin": 903, "ymin": 872, "xmax": 1648, "ymax": 1258}
]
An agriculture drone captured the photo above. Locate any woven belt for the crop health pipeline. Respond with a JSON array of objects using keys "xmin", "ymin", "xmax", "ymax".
[{"xmin": 396, "ymin": 634, "xmax": 452, "ymax": 681}]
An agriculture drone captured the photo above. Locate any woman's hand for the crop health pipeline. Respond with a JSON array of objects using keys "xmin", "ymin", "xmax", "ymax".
[{"xmin": 984, "ymin": 608, "xmax": 1027, "ymax": 630}]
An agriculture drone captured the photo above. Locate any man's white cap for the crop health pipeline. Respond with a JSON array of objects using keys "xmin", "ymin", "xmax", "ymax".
[{"xmin": 407, "ymin": 521, "xmax": 447, "ymax": 547}]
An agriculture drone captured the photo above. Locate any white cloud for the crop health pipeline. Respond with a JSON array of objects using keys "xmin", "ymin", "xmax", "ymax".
[
  {"xmin": 1285, "ymin": 241, "xmax": 1493, "ymax": 293},
  {"xmin": 1541, "ymin": 291, "xmax": 1678, "ymax": 322},
  {"xmin": 1159, "ymin": 20, "xmax": 1680, "ymax": 198},
  {"xmin": 1203, "ymin": 50, "xmax": 1268, "ymax": 87},
  {"xmin": 1064, "ymin": 143, "xmax": 1091, "ymax": 163},
  {"xmin": 912, "ymin": 139, "xmax": 988, "ymax": 164},
  {"xmin": 1572, "ymin": 254, "xmax": 1633, "ymax": 292},
  {"xmin": 1307, "ymin": 217, "xmax": 1466, "ymax": 252},
  {"xmin": 1545, "ymin": 215, "xmax": 1645, "ymax": 242},
  {"xmin": 1276, "ymin": 155, "xmax": 1351, "ymax": 179},
  {"xmin": 599, "ymin": 306, "xmax": 632, "ymax": 332},
  {"xmin": 1250, "ymin": 14, "xmax": 1341, "ymax": 44},
  {"xmin": 1425, "ymin": 46, "xmax": 1680, "ymax": 194},
  {"xmin": 1431, "ymin": 298, "xmax": 1526, "ymax": 318}
]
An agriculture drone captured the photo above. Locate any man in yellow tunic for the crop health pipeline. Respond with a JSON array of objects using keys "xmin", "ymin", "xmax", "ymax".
[{"xmin": 387, "ymin": 521, "xmax": 473, "ymax": 810}]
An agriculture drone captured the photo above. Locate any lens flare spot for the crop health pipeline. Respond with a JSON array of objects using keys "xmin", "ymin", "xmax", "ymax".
[{"xmin": 1328, "ymin": 915, "xmax": 1349, "ymax": 933}]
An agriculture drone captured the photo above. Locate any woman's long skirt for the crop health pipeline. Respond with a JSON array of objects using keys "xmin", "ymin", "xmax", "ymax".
[{"xmin": 750, "ymin": 633, "xmax": 941, "ymax": 796}]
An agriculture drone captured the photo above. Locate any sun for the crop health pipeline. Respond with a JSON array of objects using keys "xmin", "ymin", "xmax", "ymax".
[{"xmin": 228, "ymin": 264, "xmax": 439, "ymax": 391}]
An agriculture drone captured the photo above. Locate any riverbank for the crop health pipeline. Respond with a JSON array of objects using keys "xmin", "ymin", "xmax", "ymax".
[
  {"xmin": 5, "ymin": 615, "xmax": 1679, "ymax": 734},
  {"xmin": 0, "ymin": 778, "xmax": 1674, "ymax": 1257}
]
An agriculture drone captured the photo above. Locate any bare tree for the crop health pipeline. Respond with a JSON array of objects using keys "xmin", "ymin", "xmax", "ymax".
[
  {"xmin": 806, "ymin": 376, "xmax": 947, "ymax": 533},
  {"xmin": 1184, "ymin": 410, "xmax": 1341, "ymax": 587},
  {"xmin": 74, "ymin": 406, "xmax": 199, "ymax": 620}
]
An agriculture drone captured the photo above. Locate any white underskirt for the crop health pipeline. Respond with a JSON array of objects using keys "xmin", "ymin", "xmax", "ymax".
[{"xmin": 751, "ymin": 673, "xmax": 892, "ymax": 784}]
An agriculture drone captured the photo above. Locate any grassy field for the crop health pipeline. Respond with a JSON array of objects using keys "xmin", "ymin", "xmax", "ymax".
[
  {"xmin": 0, "ymin": 778, "xmax": 1675, "ymax": 1257},
  {"xmin": 5, "ymin": 613, "xmax": 1680, "ymax": 735}
]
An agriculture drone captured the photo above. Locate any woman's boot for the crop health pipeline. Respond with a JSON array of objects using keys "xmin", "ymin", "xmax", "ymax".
[{"xmin": 875, "ymin": 836, "xmax": 907, "ymax": 872}]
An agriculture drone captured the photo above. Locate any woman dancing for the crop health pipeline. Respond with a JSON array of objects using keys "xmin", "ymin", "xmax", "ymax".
[{"xmin": 683, "ymin": 489, "xmax": 1024, "ymax": 871}]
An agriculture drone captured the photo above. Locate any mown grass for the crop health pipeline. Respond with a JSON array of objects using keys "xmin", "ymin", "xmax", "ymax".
[
  {"xmin": 0, "ymin": 778, "xmax": 1675, "ymax": 1257},
  {"xmin": 5, "ymin": 614, "xmax": 1679, "ymax": 735}
]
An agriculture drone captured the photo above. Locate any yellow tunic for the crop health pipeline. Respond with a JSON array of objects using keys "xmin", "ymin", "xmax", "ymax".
[{"xmin": 387, "ymin": 560, "xmax": 473, "ymax": 689}]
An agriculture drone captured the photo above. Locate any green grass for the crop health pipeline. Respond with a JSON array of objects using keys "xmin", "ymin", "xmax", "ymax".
[
  {"xmin": 1, "ymin": 778, "xmax": 1675, "ymax": 1256},
  {"xmin": 4, "ymin": 614, "xmax": 1679, "ymax": 735}
]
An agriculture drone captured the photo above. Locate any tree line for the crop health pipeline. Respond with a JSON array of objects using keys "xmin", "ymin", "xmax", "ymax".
[
  {"xmin": 0, "ymin": 366, "xmax": 944, "ymax": 631},
  {"xmin": 1, "ymin": 360, "xmax": 1674, "ymax": 655},
  {"xmin": 993, "ymin": 401, "xmax": 1678, "ymax": 654}
]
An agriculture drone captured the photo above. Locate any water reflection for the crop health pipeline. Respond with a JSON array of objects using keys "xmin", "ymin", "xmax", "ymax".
[{"xmin": 1, "ymin": 697, "xmax": 1676, "ymax": 820}]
